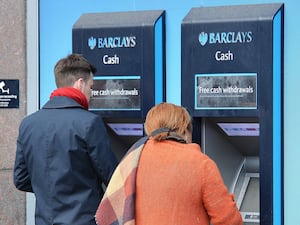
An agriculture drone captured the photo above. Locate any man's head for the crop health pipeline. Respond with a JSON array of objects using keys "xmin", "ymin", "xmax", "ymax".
[{"xmin": 54, "ymin": 53, "xmax": 97, "ymax": 101}]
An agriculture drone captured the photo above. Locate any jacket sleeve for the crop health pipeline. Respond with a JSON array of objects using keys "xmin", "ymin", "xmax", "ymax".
[
  {"xmin": 14, "ymin": 139, "xmax": 33, "ymax": 192},
  {"xmin": 86, "ymin": 116, "xmax": 118, "ymax": 186},
  {"xmin": 201, "ymin": 158, "xmax": 242, "ymax": 225}
]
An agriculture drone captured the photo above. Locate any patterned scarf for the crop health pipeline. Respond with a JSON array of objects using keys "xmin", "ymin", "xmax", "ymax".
[
  {"xmin": 50, "ymin": 87, "xmax": 89, "ymax": 110},
  {"xmin": 95, "ymin": 136, "xmax": 149, "ymax": 225}
]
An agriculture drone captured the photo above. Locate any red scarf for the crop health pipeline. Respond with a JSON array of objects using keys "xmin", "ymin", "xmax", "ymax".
[{"xmin": 50, "ymin": 87, "xmax": 89, "ymax": 110}]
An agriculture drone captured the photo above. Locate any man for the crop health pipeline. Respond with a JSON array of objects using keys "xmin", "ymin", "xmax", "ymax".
[{"xmin": 14, "ymin": 53, "xmax": 118, "ymax": 225}]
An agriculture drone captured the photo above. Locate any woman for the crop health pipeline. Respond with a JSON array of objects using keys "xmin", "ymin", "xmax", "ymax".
[{"xmin": 96, "ymin": 102, "xmax": 242, "ymax": 225}]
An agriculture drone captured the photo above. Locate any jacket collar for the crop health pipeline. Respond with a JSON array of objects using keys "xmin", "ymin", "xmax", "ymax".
[{"xmin": 42, "ymin": 96, "xmax": 85, "ymax": 109}]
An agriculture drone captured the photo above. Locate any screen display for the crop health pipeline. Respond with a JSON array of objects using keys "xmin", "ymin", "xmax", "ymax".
[
  {"xmin": 217, "ymin": 123, "xmax": 259, "ymax": 136},
  {"xmin": 195, "ymin": 73, "xmax": 257, "ymax": 110},
  {"xmin": 107, "ymin": 123, "xmax": 144, "ymax": 136},
  {"xmin": 90, "ymin": 76, "xmax": 141, "ymax": 110}
]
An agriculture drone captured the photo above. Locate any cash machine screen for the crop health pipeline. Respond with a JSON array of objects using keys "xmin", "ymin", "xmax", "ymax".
[
  {"xmin": 194, "ymin": 73, "xmax": 257, "ymax": 110},
  {"xmin": 90, "ymin": 76, "xmax": 141, "ymax": 110},
  {"xmin": 107, "ymin": 123, "xmax": 143, "ymax": 136}
]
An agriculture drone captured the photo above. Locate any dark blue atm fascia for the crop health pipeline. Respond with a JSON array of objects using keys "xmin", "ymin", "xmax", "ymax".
[
  {"xmin": 181, "ymin": 3, "xmax": 284, "ymax": 225},
  {"xmin": 181, "ymin": 3, "xmax": 283, "ymax": 118},
  {"xmin": 72, "ymin": 10, "xmax": 166, "ymax": 119}
]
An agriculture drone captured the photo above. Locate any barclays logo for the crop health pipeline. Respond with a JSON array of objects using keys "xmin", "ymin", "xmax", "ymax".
[
  {"xmin": 198, "ymin": 31, "xmax": 253, "ymax": 46},
  {"xmin": 87, "ymin": 35, "xmax": 136, "ymax": 50},
  {"xmin": 199, "ymin": 32, "xmax": 208, "ymax": 46},
  {"xmin": 88, "ymin": 37, "xmax": 97, "ymax": 50}
]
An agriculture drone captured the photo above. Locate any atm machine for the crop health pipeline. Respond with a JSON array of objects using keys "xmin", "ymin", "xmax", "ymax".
[
  {"xmin": 181, "ymin": 4, "xmax": 283, "ymax": 225},
  {"xmin": 72, "ymin": 10, "xmax": 166, "ymax": 160}
]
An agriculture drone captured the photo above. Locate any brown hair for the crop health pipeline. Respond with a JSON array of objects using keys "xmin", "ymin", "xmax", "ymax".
[
  {"xmin": 144, "ymin": 102, "xmax": 192, "ymax": 141},
  {"xmin": 54, "ymin": 53, "xmax": 97, "ymax": 87}
]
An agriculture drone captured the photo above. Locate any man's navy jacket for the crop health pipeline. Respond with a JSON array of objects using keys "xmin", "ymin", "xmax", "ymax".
[{"xmin": 14, "ymin": 96, "xmax": 117, "ymax": 225}]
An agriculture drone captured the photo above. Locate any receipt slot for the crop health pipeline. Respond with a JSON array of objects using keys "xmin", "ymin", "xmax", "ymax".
[
  {"xmin": 181, "ymin": 4, "xmax": 283, "ymax": 225},
  {"xmin": 73, "ymin": 10, "xmax": 165, "ymax": 160}
]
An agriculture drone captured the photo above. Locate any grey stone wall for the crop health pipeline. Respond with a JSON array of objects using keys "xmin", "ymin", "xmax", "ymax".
[{"xmin": 0, "ymin": 0, "xmax": 26, "ymax": 224}]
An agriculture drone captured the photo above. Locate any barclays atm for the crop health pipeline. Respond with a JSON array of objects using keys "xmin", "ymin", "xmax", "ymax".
[
  {"xmin": 72, "ymin": 10, "xmax": 165, "ymax": 160},
  {"xmin": 181, "ymin": 4, "xmax": 283, "ymax": 225}
]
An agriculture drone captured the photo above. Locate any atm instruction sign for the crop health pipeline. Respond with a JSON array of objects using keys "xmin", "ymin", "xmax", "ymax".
[
  {"xmin": 90, "ymin": 76, "xmax": 141, "ymax": 111},
  {"xmin": 195, "ymin": 73, "xmax": 257, "ymax": 110}
]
